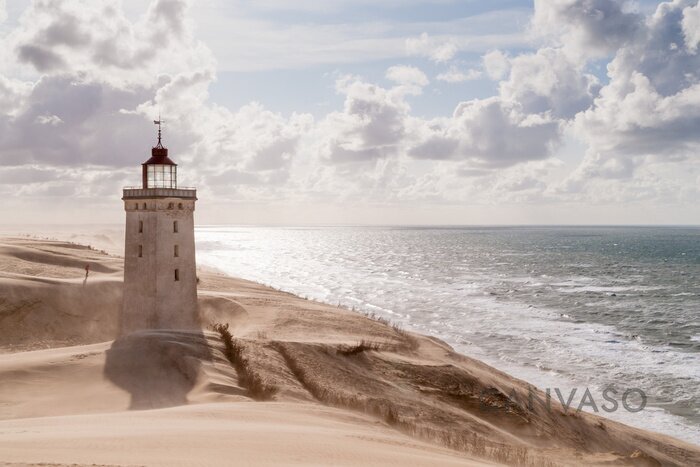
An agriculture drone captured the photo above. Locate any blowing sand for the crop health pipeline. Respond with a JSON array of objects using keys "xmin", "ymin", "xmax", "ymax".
[{"xmin": 0, "ymin": 237, "xmax": 698, "ymax": 466}]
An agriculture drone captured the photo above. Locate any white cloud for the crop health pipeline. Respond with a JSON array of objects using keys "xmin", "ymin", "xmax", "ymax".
[
  {"xmin": 8, "ymin": 0, "xmax": 215, "ymax": 87},
  {"xmin": 35, "ymin": 114, "xmax": 63, "ymax": 126},
  {"xmin": 0, "ymin": 0, "xmax": 699, "ymax": 222},
  {"xmin": 316, "ymin": 76, "xmax": 411, "ymax": 164},
  {"xmin": 409, "ymin": 97, "xmax": 561, "ymax": 167},
  {"xmin": 682, "ymin": 2, "xmax": 700, "ymax": 52},
  {"xmin": 0, "ymin": 0, "xmax": 215, "ymax": 171},
  {"xmin": 483, "ymin": 50, "xmax": 510, "ymax": 80},
  {"xmin": 0, "ymin": 0, "xmax": 570, "ymax": 207},
  {"xmin": 436, "ymin": 66, "xmax": 481, "ymax": 83},
  {"xmin": 191, "ymin": 103, "xmax": 313, "ymax": 197},
  {"xmin": 0, "ymin": 75, "xmax": 161, "ymax": 167},
  {"xmin": 386, "ymin": 65, "xmax": 429, "ymax": 87},
  {"xmin": 531, "ymin": 0, "xmax": 643, "ymax": 59},
  {"xmin": 564, "ymin": 0, "xmax": 700, "ymax": 190},
  {"xmin": 0, "ymin": 75, "xmax": 32, "ymax": 116},
  {"xmin": 574, "ymin": 1, "xmax": 700, "ymax": 152},
  {"xmin": 575, "ymin": 72, "xmax": 700, "ymax": 158},
  {"xmin": 406, "ymin": 33, "xmax": 458, "ymax": 63},
  {"xmin": 500, "ymin": 47, "xmax": 600, "ymax": 119}
]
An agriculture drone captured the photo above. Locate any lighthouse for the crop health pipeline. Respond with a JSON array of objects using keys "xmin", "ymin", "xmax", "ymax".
[{"xmin": 121, "ymin": 120, "xmax": 199, "ymax": 333}]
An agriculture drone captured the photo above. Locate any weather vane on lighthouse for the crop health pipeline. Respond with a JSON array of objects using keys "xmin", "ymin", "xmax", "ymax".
[{"xmin": 153, "ymin": 115, "xmax": 164, "ymax": 149}]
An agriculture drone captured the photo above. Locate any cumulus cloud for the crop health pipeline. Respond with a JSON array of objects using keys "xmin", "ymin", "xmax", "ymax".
[
  {"xmin": 194, "ymin": 102, "xmax": 313, "ymax": 193},
  {"xmin": 385, "ymin": 65, "xmax": 429, "ymax": 87},
  {"xmin": 683, "ymin": 2, "xmax": 700, "ymax": 52},
  {"xmin": 407, "ymin": 47, "xmax": 593, "ymax": 168},
  {"xmin": 483, "ymin": 50, "xmax": 510, "ymax": 80},
  {"xmin": 406, "ymin": 33, "xmax": 458, "ymax": 63},
  {"xmin": 574, "ymin": 72, "xmax": 700, "ymax": 157},
  {"xmin": 0, "ymin": 0, "xmax": 698, "ymax": 219},
  {"xmin": 0, "ymin": 75, "xmax": 160, "ymax": 167},
  {"xmin": 532, "ymin": 0, "xmax": 643, "ymax": 59},
  {"xmin": 9, "ymin": 0, "xmax": 214, "ymax": 85},
  {"xmin": 0, "ymin": 0, "xmax": 572, "ymax": 207},
  {"xmin": 564, "ymin": 0, "xmax": 700, "ymax": 190},
  {"xmin": 574, "ymin": 2, "xmax": 700, "ymax": 154},
  {"xmin": 317, "ymin": 76, "xmax": 411, "ymax": 164},
  {"xmin": 314, "ymin": 68, "xmax": 562, "ymax": 171},
  {"xmin": 500, "ymin": 47, "xmax": 600, "ymax": 119},
  {"xmin": 409, "ymin": 98, "xmax": 560, "ymax": 167},
  {"xmin": 0, "ymin": 0, "xmax": 216, "ymax": 176}
]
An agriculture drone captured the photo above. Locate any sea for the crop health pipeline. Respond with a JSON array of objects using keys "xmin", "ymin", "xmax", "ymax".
[{"xmin": 195, "ymin": 226, "xmax": 700, "ymax": 444}]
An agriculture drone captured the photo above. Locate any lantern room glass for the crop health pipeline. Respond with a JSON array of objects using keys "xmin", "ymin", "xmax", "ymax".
[{"xmin": 146, "ymin": 164, "xmax": 177, "ymax": 188}]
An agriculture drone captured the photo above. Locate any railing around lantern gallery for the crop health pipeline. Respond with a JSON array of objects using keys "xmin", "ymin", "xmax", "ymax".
[{"xmin": 122, "ymin": 187, "xmax": 197, "ymax": 199}]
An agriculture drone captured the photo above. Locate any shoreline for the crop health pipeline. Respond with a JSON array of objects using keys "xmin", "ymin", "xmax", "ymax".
[
  {"xmin": 194, "ymin": 249, "xmax": 700, "ymax": 447},
  {"xmin": 0, "ymin": 236, "xmax": 699, "ymax": 466},
  {"xmin": 2, "ymin": 251, "xmax": 696, "ymax": 446},
  {"xmin": 3, "ymin": 227, "xmax": 700, "ymax": 442}
]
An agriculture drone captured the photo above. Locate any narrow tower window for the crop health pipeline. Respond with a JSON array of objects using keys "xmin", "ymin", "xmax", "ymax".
[
  {"xmin": 142, "ymin": 202, "xmax": 147, "ymax": 210},
  {"xmin": 174, "ymin": 269, "xmax": 180, "ymax": 281},
  {"xmin": 178, "ymin": 203, "xmax": 183, "ymax": 210},
  {"xmin": 135, "ymin": 203, "xmax": 139, "ymax": 210},
  {"xmin": 174, "ymin": 245, "xmax": 179, "ymax": 257},
  {"xmin": 138, "ymin": 220, "xmax": 143, "ymax": 233},
  {"xmin": 138, "ymin": 245, "xmax": 143, "ymax": 258},
  {"xmin": 173, "ymin": 221, "xmax": 179, "ymax": 233}
]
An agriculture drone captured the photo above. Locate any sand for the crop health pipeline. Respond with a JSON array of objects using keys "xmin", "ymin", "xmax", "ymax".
[
  {"xmin": 0, "ymin": 403, "xmax": 490, "ymax": 467},
  {"xmin": 0, "ymin": 236, "xmax": 698, "ymax": 466}
]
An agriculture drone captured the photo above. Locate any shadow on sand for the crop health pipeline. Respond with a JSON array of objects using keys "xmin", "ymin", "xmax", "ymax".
[{"xmin": 103, "ymin": 329, "xmax": 213, "ymax": 410}]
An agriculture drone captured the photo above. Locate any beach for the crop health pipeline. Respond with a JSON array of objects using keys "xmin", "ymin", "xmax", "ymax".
[
  {"xmin": 0, "ymin": 236, "xmax": 699, "ymax": 466},
  {"xmin": 193, "ymin": 225, "xmax": 700, "ymax": 443}
]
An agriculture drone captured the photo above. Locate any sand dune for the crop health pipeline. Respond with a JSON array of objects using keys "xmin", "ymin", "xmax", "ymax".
[
  {"xmin": 0, "ymin": 239, "xmax": 123, "ymax": 351},
  {"xmin": 0, "ymin": 237, "xmax": 698, "ymax": 466},
  {"xmin": 0, "ymin": 403, "xmax": 490, "ymax": 467}
]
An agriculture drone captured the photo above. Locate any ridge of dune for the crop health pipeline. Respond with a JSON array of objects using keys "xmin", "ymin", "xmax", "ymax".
[{"xmin": 0, "ymin": 237, "xmax": 698, "ymax": 466}]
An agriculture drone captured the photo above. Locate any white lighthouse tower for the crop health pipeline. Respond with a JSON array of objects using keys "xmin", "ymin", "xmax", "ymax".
[{"xmin": 121, "ymin": 120, "xmax": 199, "ymax": 333}]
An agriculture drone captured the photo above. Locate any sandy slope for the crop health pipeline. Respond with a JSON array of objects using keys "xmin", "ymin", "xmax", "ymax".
[
  {"xmin": 0, "ymin": 333, "xmax": 480, "ymax": 466},
  {"xmin": 0, "ymin": 403, "xmax": 492, "ymax": 467},
  {"xmin": 0, "ymin": 237, "xmax": 698, "ymax": 466}
]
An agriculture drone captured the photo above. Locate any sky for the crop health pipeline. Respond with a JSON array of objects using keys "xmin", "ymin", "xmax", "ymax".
[{"xmin": 0, "ymin": 0, "xmax": 699, "ymax": 225}]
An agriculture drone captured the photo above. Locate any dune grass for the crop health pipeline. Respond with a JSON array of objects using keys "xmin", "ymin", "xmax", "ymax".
[
  {"xmin": 275, "ymin": 341, "xmax": 557, "ymax": 467},
  {"xmin": 212, "ymin": 323, "xmax": 278, "ymax": 401},
  {"xmin": 337, "ymin": 339, "xmax": 383, "ymax": 356}
]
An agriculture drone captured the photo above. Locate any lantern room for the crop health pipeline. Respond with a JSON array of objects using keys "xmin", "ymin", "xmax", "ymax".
[{"xmin": 142, "ymin": 120, "xmax": 177, "ymax": 189}]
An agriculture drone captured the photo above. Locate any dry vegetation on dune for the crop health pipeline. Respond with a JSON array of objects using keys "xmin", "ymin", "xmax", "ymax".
[
  {"xmin": 212, "ymin": 322, "xmax": 279, "ymax": 401},
  {"xmin": 337, "ymin": 339, "xmax": 383, "ymax": 355},
  {"xmin": 0, "ymin": 238, "xmax": 699, "ymax": 467},
  {"xmin": 197, "ymin": 279, "xmax": 699, "ymax": 466},
  {"xmin": 269, "ymin": 341, "xmax": 557, "ymax": 467},
  {"xmin": 203, "ymin": 312, "xmax": 689, "ymax": 466}
]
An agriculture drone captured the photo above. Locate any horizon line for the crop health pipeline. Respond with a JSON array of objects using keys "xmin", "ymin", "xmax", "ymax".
[{"xmin": 2, "ymin": 223, "xmax": 700, "ymax": 228}]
